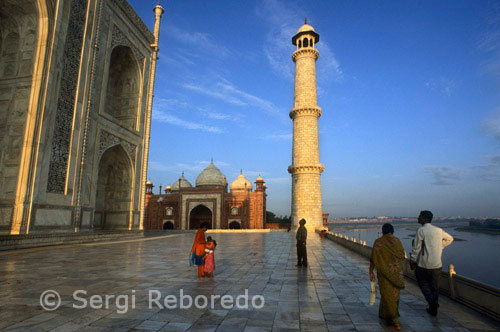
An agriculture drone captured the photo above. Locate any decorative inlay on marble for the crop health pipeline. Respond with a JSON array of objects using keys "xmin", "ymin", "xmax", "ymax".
[
  {"xmin": 47, "ymin": 0, "xmax": 88, "ymax": 194},
  {"xmin": 111, "ymin": 24, "xmax": 145, "ymax": 69},
  {"xmin": 98, "ymin": 130, "xmax": 136, "ymax": 165}
]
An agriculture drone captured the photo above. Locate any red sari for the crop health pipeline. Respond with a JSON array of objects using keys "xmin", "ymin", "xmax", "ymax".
[{"xmin": 204, "ymin": 242, "xmax": 215, "ymax": 273}]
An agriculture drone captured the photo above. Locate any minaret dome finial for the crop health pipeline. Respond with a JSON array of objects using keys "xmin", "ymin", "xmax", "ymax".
[{"xmin": 305, "ymin": 17, "xmax": 307, "ymax": 24}]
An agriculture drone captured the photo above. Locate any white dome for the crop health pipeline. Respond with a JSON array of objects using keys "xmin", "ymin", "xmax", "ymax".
[
  {"xmin": 297, "ymin": 23, "xmax": 315, "ymax": 33},
  {"xmin": 171, "ymin": 174, "xmax": 192, "ymax": 191},
  {"xmin": 196, "ymin": 161, "xmax": 226, "ymax": 186},
  {"xmin": 230, "ymin": 173, "xmax": 252, "ymax": 192}
]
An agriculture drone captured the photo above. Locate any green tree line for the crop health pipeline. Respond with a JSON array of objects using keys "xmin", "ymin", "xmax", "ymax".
[{"xmin": 266, "ymin": 211, "xmax": 291, "ymax": 224}]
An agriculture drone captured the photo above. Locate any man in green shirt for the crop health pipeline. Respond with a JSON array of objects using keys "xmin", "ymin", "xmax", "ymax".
[{"xmin": 296, "ymin": 218, "xmax": 308, "ymax": 267}]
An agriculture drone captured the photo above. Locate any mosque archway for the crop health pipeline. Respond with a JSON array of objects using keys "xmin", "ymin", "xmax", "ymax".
[
  {"xmin": 229, "ymin": 221, "xmax": 241, "ymax": 229},
  {"xmin": 163, "ymin": 221, "xmax": 174, "ymax": 230},
  {"xmin": 104, "ymin": 45, "xmax": 140, "ymax": 130},
  {"xmin": 189, "ymin": 205, "xmax": 212, "ymax": 229},
  {"xmin": 94, "ymin": 145, "xmax": 133, "ymax": 229}
]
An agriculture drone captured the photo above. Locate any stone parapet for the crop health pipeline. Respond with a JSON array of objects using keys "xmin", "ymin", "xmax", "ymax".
[
  {"xmin": 322, "ymin": 231, "xmax": 500, "ymax": 322},
  {"xmin": 289, "ymin": 107, "xmax": 322, "ymax": 119},
  {"xmin": 292, "ymin": 48, "xmax": 319, "ymax": 62},
  {"xmin": 288, "ymin": 164, "xmax": 325, "ymax": 174}
]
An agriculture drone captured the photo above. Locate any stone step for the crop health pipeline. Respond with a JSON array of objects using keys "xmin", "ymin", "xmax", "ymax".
[{"xmin": 0, "ymin": 230, "xmax": 145, "ymax": 251}]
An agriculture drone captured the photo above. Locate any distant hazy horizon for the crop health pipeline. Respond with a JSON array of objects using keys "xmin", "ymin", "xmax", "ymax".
[{"xmin": 130, "ymin": 0, "xmax": 500, "ymax": 218}]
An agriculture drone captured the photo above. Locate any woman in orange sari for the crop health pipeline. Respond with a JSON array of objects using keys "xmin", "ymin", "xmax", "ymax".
[
  {"xmin": 190, "ymin": 225, "xmax": 207, "ymax": 278},
  {"xmin": 370, "ymin": 223, "xmax": 406, "ymax": 331}
]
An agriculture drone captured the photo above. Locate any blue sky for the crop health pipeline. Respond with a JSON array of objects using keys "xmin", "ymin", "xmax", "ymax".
[{"xmin": 130, "ymin": 0, "xmax": 500, "ymax": 218}]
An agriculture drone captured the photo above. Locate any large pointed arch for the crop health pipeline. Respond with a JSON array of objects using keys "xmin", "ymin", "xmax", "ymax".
[
  {"xmin": 94, "ymin": 144, "xmax": 134, "ymax": 230},
  {"xmin": 189, "ymin": 204, "xmax": 213, "ymax": 230},
  {"xmin": 104, "ymin": 45, "xmax": 141, "ymax": 130}
]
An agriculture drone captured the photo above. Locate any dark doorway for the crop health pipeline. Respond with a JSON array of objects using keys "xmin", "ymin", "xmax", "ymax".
[
  {"xmin": 163, "ymin": 221, "xmax": 174, "ymax": 230},
  {"xmin": 94, "ymin": 145, "xmax": 133, "ymax": 230},
  {"xmin": 189, "ymin": 205, "xmax": 212, "ymax": 229},
  {"xmin": 229, "ymin": 221, "xmax": 241, "ymax": 229}
]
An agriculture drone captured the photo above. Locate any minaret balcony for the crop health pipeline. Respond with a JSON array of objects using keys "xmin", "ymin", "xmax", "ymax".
[
  {"xmin": 288, "ymin": 164, "xmax": 325, "ymax": 174},
  {"xmin": 292, "ymin": 48, "xmax": 319, "ymax": 62},
  {"xmin": 289, "ymin": 107, "xmax": 322, "ymax": 119}
]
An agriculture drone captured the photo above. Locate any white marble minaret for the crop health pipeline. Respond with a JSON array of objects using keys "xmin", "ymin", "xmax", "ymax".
[{"xmin": 288, "ymin": 20, "xmax": 324, "ymax": 230}]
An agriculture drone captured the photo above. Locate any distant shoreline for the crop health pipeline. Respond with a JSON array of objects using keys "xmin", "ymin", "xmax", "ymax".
[
  {"xmin": 328, "ymin": 221, "xmax": 468, "ymax": 228},
  {"xmin": 455, "ymin": 227, "xmax": 500, "ymax": 235}
]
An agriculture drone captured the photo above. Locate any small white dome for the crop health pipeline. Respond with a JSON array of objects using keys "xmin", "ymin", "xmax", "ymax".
[
  {"xmin": 230, "ymin": 173, "xmax": 252, "ymax": 192},
  {"xmin": 171, "ymin": 174, "xmax": 192, "ymax": 191},
  {"xmin": 297, "ymin": 23, "xmax": 315, "ymax": 33},
  {"xmin": 196, "ymin": 161, "xmax": 226, "ymax": 186}
]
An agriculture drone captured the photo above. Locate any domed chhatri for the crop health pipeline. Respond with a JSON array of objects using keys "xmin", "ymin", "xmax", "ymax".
[
  {"xmin": 171, "ymin": 173, "xmax": 192, "ymax": 191},
  {"xmin": 230, "ymin": 171, "xmax": 252, "ymax": 192},
  {"xmin": 297, "ymin": 23, "xmax": 315, "ymax": 33},
  {"xmin": 196, "ymin": 160, "xmax": 226, "ymax": 187},
  {"xmin": 292, "ymin": 18, "xmax": 320, "ymax": 46}
]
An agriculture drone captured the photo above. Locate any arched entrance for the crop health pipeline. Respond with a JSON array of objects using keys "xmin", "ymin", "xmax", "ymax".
[
  {"xmin": 0, "ymin": 0, "xmax": 39, "ymax": 208},
  {"xmin": 104, "ymin": 46, "xmax": 140, "ymax": 130},
  {"xmin": 189, "ymin": 205, "xmax": 212, "ymax": 229},
  {"xmin": 94, "ymin": 145, "xmax": 133, "ymax": 229},
  {"xmin": 163, "ymin": 221, "xmax": 174, "ymax": 230},
  {"xmin": 229, "ymin": 221, "xmax": 241, "ymax": 229}
]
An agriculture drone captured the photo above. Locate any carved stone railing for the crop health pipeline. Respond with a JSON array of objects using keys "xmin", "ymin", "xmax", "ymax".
[{"xmin": 320, "ymin": 230, "xmax": 500, "ymax": 322}]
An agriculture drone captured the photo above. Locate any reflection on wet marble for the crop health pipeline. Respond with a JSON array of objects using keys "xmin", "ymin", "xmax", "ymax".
[{"xmin": 0, "ymin": 232, "xmax": 498, "ymax": 331}]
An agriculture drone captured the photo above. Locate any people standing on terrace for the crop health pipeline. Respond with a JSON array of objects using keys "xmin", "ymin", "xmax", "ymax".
[
  {"xmin": 190, "ymin": 224, "xmax": 207, "ymax": 278},
  {"xmin": 203, "ymin": 236, "xmax": 216, "ymax": 278},
  {"xmin": 296, "ymin": 218, "xmax": 308, "ymax": 267},
  {"xmin": 370, "ymin": 223, "xmax": 406, "ymax": 331},
  {"xmin": 410, "ymin": 210, "xmax": 454, "ymax": 316}
]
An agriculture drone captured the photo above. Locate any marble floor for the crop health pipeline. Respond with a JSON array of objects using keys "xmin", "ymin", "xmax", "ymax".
[{"xmin": 0, "ymin": 231, "xmax": 498, "ymax": 332}]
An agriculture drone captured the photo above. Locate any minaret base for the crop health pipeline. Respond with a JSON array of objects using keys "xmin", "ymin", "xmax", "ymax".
[{"xmin": 290, "ymin": 167, "xmax": 324, "ymax": 231}]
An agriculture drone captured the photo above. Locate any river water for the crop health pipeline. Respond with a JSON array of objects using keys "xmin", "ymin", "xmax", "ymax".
[{"xmin": 328, "ymin": 222, "xmax": 500, "ymax": 289}]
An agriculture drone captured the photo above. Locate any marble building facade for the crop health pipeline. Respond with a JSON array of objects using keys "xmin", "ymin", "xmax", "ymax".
[{"xmin": 0, "ymin": 0, "xmax": 164, "ymax": 234}]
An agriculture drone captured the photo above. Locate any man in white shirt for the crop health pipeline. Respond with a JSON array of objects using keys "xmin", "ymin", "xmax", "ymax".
[{"xmin": 410, "ymin": 210, "xmax": 453, "ymax": 316}]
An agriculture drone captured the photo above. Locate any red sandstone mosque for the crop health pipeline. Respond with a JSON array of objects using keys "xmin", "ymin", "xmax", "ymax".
[{"xmin": 144, "ymin": 161, "xmax": 266, "ymax": 230}]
